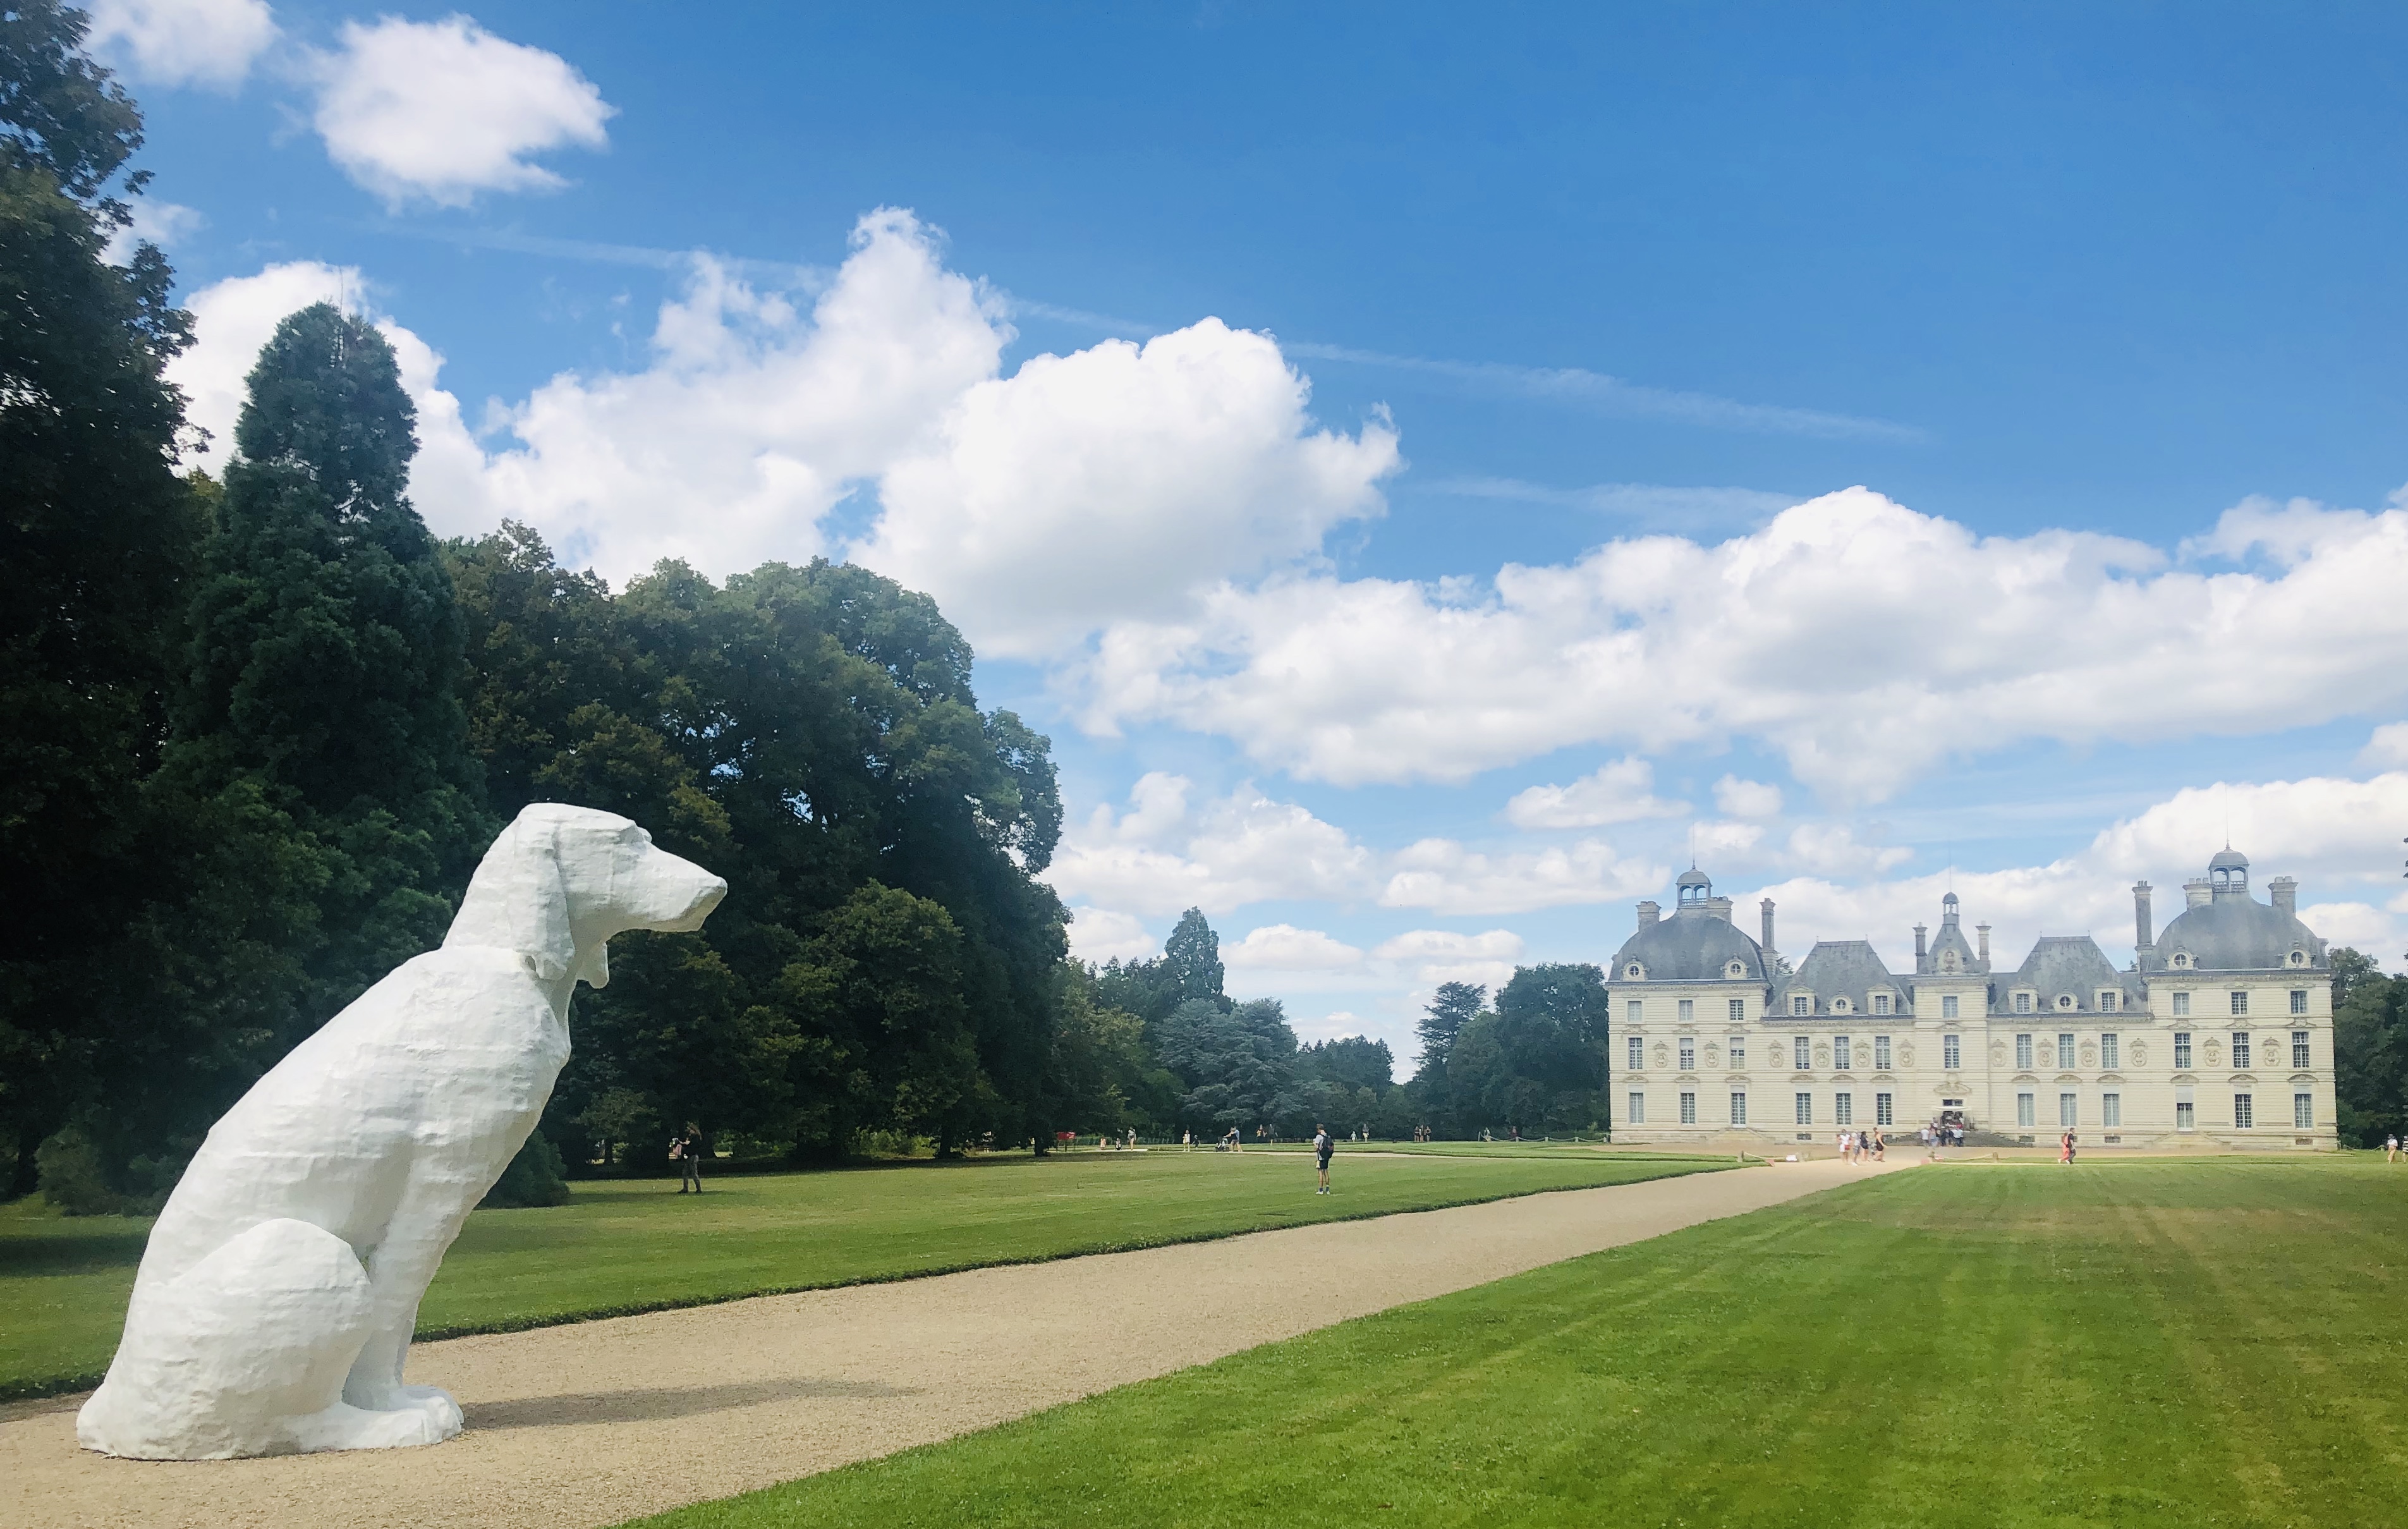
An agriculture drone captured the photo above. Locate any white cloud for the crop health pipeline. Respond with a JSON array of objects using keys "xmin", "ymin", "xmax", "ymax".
[
  {"xmin": 1715, "ymin": 775, "xmax": 1784, "ymax": 818},
  {"xmin": 102, "ymin": 198, "xmax": 204, "ymax": 265},
  {"xmin": 1064, "ymin": 906, "xmax": 1156, "ymax": 966},
  {"xmin": 856, "ymin": 320, "xmax": 1399, "ymax": 657},
  {"xmin": 1693, "ymin": 819, "xmax": 1766, "ymax": 858},
  {"xmin": 1372, "ymin": 928, "xmax": 1526, "ymax": 991},
  {"xmin": 1079, "ymin": 486, "xmax": 2408, "ymax": 802},
  {"xmin": 1043, "ymin": 773, "xmax": 1375, "ymax": 917},
  {"xmin": 1224, "ymin": 925, "xmax": 1366, "ymax": 973},
  {"xmin": 1504, "ymin": 757, "xmax": 1687, "ymax": 829},
  {"xmin": 1380, "ymin": 838, "xmax": 1664, "ymax": 917},
  {"xmin": 2361, "ymin": 723, "xmax": 2408, "ymax": 769},
  {"xmin": 86, "ymin": 0, "xmax": 276, "ymax": 88},
  {"xmin": 166, "ymin": 260, "xmax": 360, "ymax": 472},
  {"xmin": 308, "ymin": 15, "xmax": 614, "ymax": 208},
  {"xmin": 1784, "ymin": 824, "xmax": 1912, "ymax": 876}
]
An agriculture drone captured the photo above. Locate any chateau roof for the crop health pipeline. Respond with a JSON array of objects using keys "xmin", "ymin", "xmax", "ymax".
[
  {"xmin": 1994, "ymin": 935, "xmax": 2141, "ymax": 1014},
  {"xmin": 1610, "ymin": 907, "xmax": 1770, "ymax": 985},
  {"xmin": 2153, "ymin": 895, "xmax": 2325, "ymax": 973},
  {"xmin": 1770, "ymin": 940, "xmax": 1902, "ymax": 1017}
]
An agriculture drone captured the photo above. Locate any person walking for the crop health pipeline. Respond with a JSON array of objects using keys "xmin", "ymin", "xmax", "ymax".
[
  {"xmin": 677, "ymin": 1123, "xmax": 705, "ymax": 1193},
  {"xmin": 1313, "ymin": 1123, "xmax": 1334, "ymax": 1194},
  {"xmin": 2388, "ymin": 1133, "xmax": 2400, "ymax": 1164},
  {"xmin": 2058, "ymin": 1128, "xmax": 2073, "ymax": 1165},
  {"xmin": 1873, "ymin": 1129, "xmax": 1887, "ymax": 1162}
]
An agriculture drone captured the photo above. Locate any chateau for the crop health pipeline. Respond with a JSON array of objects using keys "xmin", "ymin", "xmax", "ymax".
[{"xmin": 1607, "ymin": 850, "xmax": 2337, "ymax": 1150}]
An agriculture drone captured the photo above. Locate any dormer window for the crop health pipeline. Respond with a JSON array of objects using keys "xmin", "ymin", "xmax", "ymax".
[
  {"xmin": 2015, "ymin": 992, "xmax": 2034, "ymax": 1013},
  {"xmin": 2057, "ymin": 994, "xmax": 2076, "ymax": 1011},
  {"xmin": 1873, "ymin": 992, "xmax": 1892, "ymax": 1014},
  {"xmin": 1941, "ymin": 951, "xmax": 1960, "ymax": 973},
  {"xmin": 1626, "ymin": 963, "xmax": 1644, "ymax": 980},
  {"xmin": 2100, "ymin": 991, "xmax": 2119, "ymax": 1013},
  {"xmin": 1726, "ymin": 959, "xmax": 1746, "ymax": 979},
  {"xmin": 1791, "ymin": 994, "xmax": 1810, "ymax": 1016},
  {"xmin": 2288, "ymin": 950, "xmax": 2307, "ymax": 967},
  {"xmin": 2172, "ymin": 953, "xmax": 2191, "ymax": 970},
  {"xmin": 1832, "ymin": 997, "xmax": 1852, "ymax": 1015}
]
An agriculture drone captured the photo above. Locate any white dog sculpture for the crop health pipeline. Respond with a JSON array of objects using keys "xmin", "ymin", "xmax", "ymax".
[{"xmin": 76, "ymin": 804, "xmax": 727, "ymax": 1459}]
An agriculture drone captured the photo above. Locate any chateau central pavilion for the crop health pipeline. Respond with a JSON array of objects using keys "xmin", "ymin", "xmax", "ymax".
[{"xmin": 1607, "ymin": 850, "xmax": 2336, "ymax": 1150}]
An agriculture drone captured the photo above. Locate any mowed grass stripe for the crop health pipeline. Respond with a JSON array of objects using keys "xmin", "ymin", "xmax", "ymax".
[
  {"xmin": 0, "ymin": 1147, "xmax": 1722, "ymax": 1399},
  {"xmin": 624, "ymin": 1159, "xmax": 2408, "ymax": 1529}
]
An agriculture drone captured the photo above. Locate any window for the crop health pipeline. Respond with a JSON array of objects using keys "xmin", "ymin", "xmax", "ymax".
[
  {"xmin": 1792, "ymin": 994, "xmax": 1811, "ymax": 1016},
  {"xmin": 2102, "ymin": 1092, "xmax": 2122, "ymax": 1127},
  {"xmin": 2173, "ymin": 991, "xmax": 2191, "ymax": 1017},
  {"xmin": 2293, "ymin": 1031, "xmax": 2311, "ymax": 1069},
  {"xmin": 1834, "ymin": 1036, "xmax": 1852, "ymax": 1070},
  {"xmin": 2015, "ymin": 992, "xmax": 2034, "ymax": 1013},
  {"xmin": 1627, "ymin": 1092, "xmax": 1646, "ymax": 1124},
  {"xmin": 2017, "ymin": 1092, "xmax": 2036, "ymax": 1128},
  {"xmin": 1874, "ymin": 1035, "xmax": 1892, "ymax": 1069},
  {"xmin": 1679, "ymin": 1091, "xmax": 1698, "ymax": 1125},
  {"xmin": 2173, "ymin": 953, "xmax": 2191, "ymax": 970},
  {"xmin": 2058, "ymin": 994, "xmax": 2077, "ymax": 1011},
  {"xmin": 2057, "ymin": 1033, "xmax": 2075, "ymax": 1069},
  {"xmin": 2230, "ymin": 990, "xmax": 2249, "ymax": 1016},
  {"xmin": 1678, "ymin": 999, "xmax": 1694, "ymax": 1023},
  {"xmin": 1627, "ymin": 1000, "xmax": 1643, "ymax": 1025},
  {"xmin": 1627, "ymin": 1035, "xmax": 1645, "ymax": 1071},
  {"xmin": 2289, "ymin": 950, "xmax": 2307, "ymax": 967},
  {"xmin": 2234, "ymin": 1093, "xmax": 2254, "ymax": 1129},
  {"xmin": 1943, "ymin": 1033, "xmax": 1961, "ymax": 1070},
  {"xmin": 1727, "ymin": 961, "xmax": 1747, "ymax": 978},
  {"xmin": 1626, "ymin": 963, "xmax": 1643, "ymax": 979},
  {"xmin": 2176, "ymin": 1100, "xmax": 2195, "ymax": 1130},
  {"xmin": 1876, "ymin": 1092, "xmax": 1894, "ymax": 1126},
  {"xmin": 1679, "ymin": 1037, "xmax": 1695, "ymax": 1071},
  {"xmin": 2232, "ymin": 1032, "xmax": 2251, "ymax": 1069},
  {"xmin": 2060, "ymin": 1093, "xmax": 2077, "ymax": 1128},
  {"xmin": 2100, "ymin": 990, "xmax": 2118, "ymax": 1013},
  {"xmin": 1729, "ymin": 998, "xmax": 1746, "ymax": 1023},
  {"xmin": 2295, "ymin": 1092, "xmax": 2314, "ymax": 1129},
  {"xmin": 1942, "ymin": 994, "xmax": 1960, "ymax": 1019},
  {"xmin": 1730, "ymin": 1092, "xmax": 1749, "ymax": 1125},
  {"xmin": 1832, "ymin": 998, "xmax": 1852, "ymax": 1015},
  {"xmin": 2174, "ymin": 1032, "xmax": 2192, "ymax": 1069},
  {"xmin": 1795, "ymin": 1093, "xmax": 1813, "ymax": 1126},
  {"xmin": 2290, "ymin": 990, "xmax": 2308, "ymax": 1016},
  {"xmin": 1729, "ymin": 1035, "xmax": 1746, "ymax": 1068},
  {"xmin": 1794, "ymin": 1037, "xmax": 1811, "ymax": 1071},
  {"xmin": 1873, "ymin": 992, "xmax": 1892, "ymax": 1014},
  {"xmin": 2101, "ymin": 1033, "xmax": 2119, "ymax": 1069},
  {"xmin": 2015, "ymin": 1034, "xmax": 2034, "ymax": 1069},
  {"xmin": 1835, "ymin": 1092, "xmax": 1853, "ymax": 1125}
]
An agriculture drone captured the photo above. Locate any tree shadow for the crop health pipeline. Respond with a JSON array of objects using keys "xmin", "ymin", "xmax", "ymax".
[{"xmin": 464, "ymin": 1377, "xmax": 916, "ymax": 1432}]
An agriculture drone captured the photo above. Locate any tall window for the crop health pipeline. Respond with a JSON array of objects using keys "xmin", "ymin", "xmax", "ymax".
[
  {"xmin": 2290, "ymin": 990, "xmax": 2308, "ymax": 1016},
  {"xmin": 1679, "ymin": 1091, "xmax": 1697, "ymax": 1125},
  {"xmin": 2017, "ymin": 1092, "xmax": 2036, "ymax": 1128},
  {"xmin": 2016, "ymin": 992, "xmax": 2034, "ymax": 1013},
  {"xmin": 1627, "ymin": 1092, "xmax": 1646, "ymax": 1124},
  {"xmin": 2294, "ymin": 1093, "xmax": 2314, "ymax": 1129},
  {"xmin": 2100, "ymin": 990, "xmax": 2118, "ymax": 1013},
  {"xmin": 1943, "ymin": 1034, "xmax": 1961, "ymax": 1069},
  {"xmin": 2174, "ymin": 1032, "xmax": 2192, "ymax": 1069},
  {"xmin": 2293, "ymin": 1031, "xmax": 2311, "ymax": 1068},
  {"xmin": 2016, "ymin": 1034, "xmax": 2034, "ymax": 1069},
  {"xmin": 1794, "ymin": 1037, "xmax": 1811, "ymax": 1071},
  {"xmin": 1627, "ymin": 1035, "xmax": 1645, "ymax": 1071},
  {"xmin": 2232, "ymin": 1032, "xmax": 2252, "ymax": 1069},
  {"xmin": 2101, "ymin": 1092, "xmax": 2122, "ymax": 1127},
  {"xmin": 1874, "ymin": 1035, "xmax": 1892, "ymax": 1069},
  {"xmin": 1942, "ymin": 994, "xmax": 1960, "ymax": 1019},
  {"xmin": 1730, "ymin": 1092, "xmax": 1748, "ymax": 1125},
  {"xmin": 1834, "ymin": 1037, "xmax": 1852, "ymax": 1070},
  {"xmin": 1876, "ymin": 1092, "xmax": 1894, "ymax": 1126},
  {"xmin": 2176, "ymin": 1100, "xmax": 2195, "ymax": 1130},
  {"xmin": 1679, "ymin": 998, "xmax": 1694, "ymax": 1023},
  {"xmin": 2173, "ymin": 992, "xmax": 2191, "ymax": 1017},
  {"xmin": 1873, "ymin": 992, "xmax": 1892, "ymax": 1014},
  {"xmin": 1729, "ymin": 1035, "xmax": 1746, "ymax": 1068},
  {"xmin": 1679, "ymin": 1037, "xmax": 1695, "ymax": 1071},
  {"xmin": 1835, "ymin": 1092, "xmax": 1853, "ymax": 1125},
  {"xmin": 1729, "ymin": 998, "xmax": 1746, "ymax": 1023},
  {"xmin": 2059, "ymin": 1093, "xmax": 2077, "ymax": 1127},
  {"xmin": 1792, "ymin": 994, "xmax": 1811, "ymax": 1016},
  {"xmin": 2057, "ymin": 1033, "xmax": 2075, "ymax": 1069},
  {"xmin": 2101, "ymin": 1033, "xmax": 2119, "ymax": 1069},
  {"xmin": 1627, "ymin": 1000, "xmax": 1643, "ymax": 1025},
  {"xmin": 2230, "ymin": 990, "xmax": 2250, "ymax": 1016},
  {"xmin": 2234, "ymin": 1093, "xmax": 2254, "ymax": 1129},
  {"xmin": 1795, "ymin": 1093, "xmax": 1813, "ymax": 1126}
]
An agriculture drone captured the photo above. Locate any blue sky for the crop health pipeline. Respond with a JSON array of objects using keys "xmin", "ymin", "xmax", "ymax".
[{"xmin": 100, "ymin": 1, "xmax": 2408, "ymax": 1063}]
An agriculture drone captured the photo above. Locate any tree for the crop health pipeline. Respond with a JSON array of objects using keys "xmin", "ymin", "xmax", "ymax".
[
  {"xmin": 1156, "ymin": 997, "xmax": 1298, "ymax": 1133},
  {"xmin": 1162, "ymin": 909, "xmax": 1225, "ymax": 1008},
  {"xmin": 1449, "ymin": 964, "xmax": 1610, "ymax": 1136},
  {"xmin": 1299, "ymin": 1036, "xmax": 1394, "ymax": 1095},
  {"xmin": 0, "ymin": 0, "xmax": 202, "ymax": 1193},
  {"xmin": 2333, "ymin": 947, "xmax": 2405, "ymax": 1148},
  {"xmin": 1416, "ymin": 982, "xmax": 1486, "ymax": 1076}
]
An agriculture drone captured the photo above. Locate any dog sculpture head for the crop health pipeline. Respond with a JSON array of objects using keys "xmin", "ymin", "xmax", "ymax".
[{"xmin": 444, "ymin": 804, "xmax": 729, "ymax": 988}]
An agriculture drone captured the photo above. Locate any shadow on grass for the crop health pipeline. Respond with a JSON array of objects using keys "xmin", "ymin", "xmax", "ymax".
[{"xmin": 0, "ymin": 1227, "xmax": 150, "ymax": 1277}]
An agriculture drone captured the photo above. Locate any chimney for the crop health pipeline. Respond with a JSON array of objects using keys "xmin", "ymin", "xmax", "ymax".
[
  {"xmin": 2184, "ymin": 877, "xmax": 2211, "ymax": 909},
  {"xmin": 1636, "ymin": 901, "xmax": 1660, "ymax": 928},
  {"xmin": 1913, "ymin": 922, "xmax": 1928, "ymax": 972},
  {"xmin": 2270, "ymin": 876, "xmax": 2297, "ymax": 916},
  {"xmin": 1760, "ymin": 898, "xmax": 1777, "ymax": 953},
  {"xmin": 2132, "ymin": 881, "xmax": 2154, "ymax": 952},
  {"xmin": 1705, "ymin": 896, "xmax": 1734, "ymax": 923},
  {"xmin": 1976, "ymin": 923, "xmax": 1991, "ymax": 969}
]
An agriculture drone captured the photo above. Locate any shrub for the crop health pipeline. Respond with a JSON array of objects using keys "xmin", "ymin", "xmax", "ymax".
[{"xmin": 480, "ymin": 1130, "xmax": 571, "ymax": 1208}]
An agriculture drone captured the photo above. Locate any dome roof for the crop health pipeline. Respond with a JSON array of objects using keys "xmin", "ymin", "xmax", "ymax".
[
  {"xmin": 2209, "ymin": 848, "xmax": 2249, "ymax": 872},
  {"xmin": 1610, "ymin": 908, "xmax": 1768, "ymax": 984},
  {"xmin": 1675, "ymin": 868, "xmax": 1712, "ymax": 889},
  {"xmin": 2155, "ymin": 894, "xmax": 2322, "ymax": 972}
]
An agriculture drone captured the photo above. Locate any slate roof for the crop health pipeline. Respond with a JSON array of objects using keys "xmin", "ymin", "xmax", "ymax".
[
  {"xmin": 1991, "ymin": 935, "xmax": 2144, "ymax": 1016},
  {"xmin": 2151, "ymin": 894, "xmax": 2325, "ymax": 973},
  {"xmin": 1609, "ymin": 907, "xmax": 1770, "ymax": 985},
  {"xmin": 1769, "ymin": 940, "xmax": 1904, "ymax": 1018}
]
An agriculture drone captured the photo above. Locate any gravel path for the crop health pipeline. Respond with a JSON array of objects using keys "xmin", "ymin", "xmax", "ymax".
[{"xmin": 4, "ymin": 1155, "xmax": 1902, "ymax": 1529}]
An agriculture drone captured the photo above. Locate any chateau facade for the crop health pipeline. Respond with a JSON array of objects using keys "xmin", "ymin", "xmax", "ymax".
[{"xmin": 1608, "ymin": 850, "xmax": 2337, "ymax": 1150}]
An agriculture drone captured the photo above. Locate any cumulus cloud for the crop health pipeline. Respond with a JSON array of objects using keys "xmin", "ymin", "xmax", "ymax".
[
  {"xmin": 1715, "ymin": 775, "xmax": 1784, "ymax": 818},
  {"xmin": 86, "ymin": 0, "xmax": 276, "ymax": 88},
  {"xmin": 1042, "ymin": 773, "xmax": 1375, "ymax": 917},
  {"xmin": 1224, "ymin": 925, "xmax": 1367, "ymax": 972},
  {"xmin": 166, "ymin": 260, "xmax": 360, "ymax": 472},
  {"xmin": 102, "ymin": 198, "xmax": 204, "ymax": 265},
  {"xmin": 1373, "ymin": 928, "xmax": 1526, "ymax": 990},
  {"xmin": 308, "ymin": 15, "xmax": 614, "ymax": 208},
  {"xmin": 1784, "ymin": 824, "xmax": 1912, "ymax": 876},
  {"xmin": 1079, "ymin": 486, "xmax": 2408, "ymax": 803},
  {"xmin": 1064, "ymin": 906, "xmax": 1156, "ymax": 966},
  {"xmin": 1504, "ymin": 757, "xmax": 1687, "ymax": 829},
  {"xmin": 1380, "ymin": 837, "xmax": 1664, "ymax": 917},
  {"xmin": 2361, "ymin": 723, "xmax": 2408, "ymax": 769}
]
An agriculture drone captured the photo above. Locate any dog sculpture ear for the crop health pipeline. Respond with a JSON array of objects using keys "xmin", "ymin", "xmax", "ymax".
[{"xmin": 447, "ymin": 815, "xmax": 576, "ymax": 982}]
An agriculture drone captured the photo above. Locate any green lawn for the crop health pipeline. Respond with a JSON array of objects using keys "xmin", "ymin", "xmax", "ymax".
[
  {"xmin": 0, "ymin": 1146, "xmax": 1722, "ymax": 1400},
  {"xmin": 629, "ymin": 1157, "xmax": 2408, "ymax": 1529}
]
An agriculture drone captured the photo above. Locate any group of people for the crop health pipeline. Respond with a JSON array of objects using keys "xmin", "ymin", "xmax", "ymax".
[
  {"xmin": 1833, "ymin": 1128, "xmax": 1886, "ymax": 1164},
  {"xmin": 1919, "ymin": 1120, "xmax": 1966, "ymax": 1159}
]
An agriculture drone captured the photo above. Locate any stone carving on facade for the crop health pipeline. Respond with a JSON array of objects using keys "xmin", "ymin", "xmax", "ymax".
[
  {"xmin": 76, "ymin": 806, "xmax": 728, "ymax": 1460},
  {"xmin": 2130, "ymin": 1040, "xmax": 2148, "ymax": 1068},
  {"xmin": 1813, "ymin": 1042, "xmax": 1831, "ymax": 1069},
  {"xmin": 1897, "ymin": 1042, "xmax": 1915, "ymax": 1069},
  {"xmin": 1990, "ymin": 1040, "xmax": 2007, "ymax": 1068},
  {"xmin": 1703, "ymin": 1042, "xmax": 1722, "ymax": 1069},
  {"xmin": 2079, "ymin": 1041, "xmax": 2097, "ymax": 1068},
  {"xmin": 1652, "ymin": 1042, "xmax": 1671, "ymax": 1071},
  {"xmin": 2204, "ymin": 1037, "xmax": 2224, "ymax": 1068}
]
